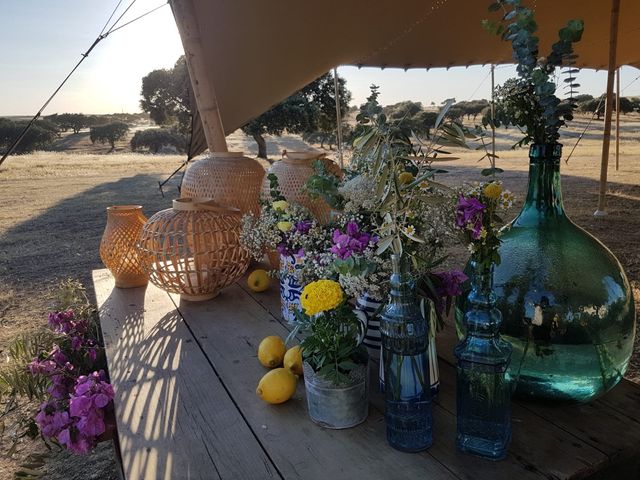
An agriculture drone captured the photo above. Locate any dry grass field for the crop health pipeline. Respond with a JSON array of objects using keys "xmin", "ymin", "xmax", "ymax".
[{"xmin": 0, "ymin": 120, "xmax": 639, "ymax": 478}]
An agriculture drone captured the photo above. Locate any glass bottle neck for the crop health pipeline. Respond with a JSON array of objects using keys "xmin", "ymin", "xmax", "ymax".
[
  {"xmin": 389, "ymin": 254, "xmax": 415, "ymax": 301},
  {"xmin": 465, "ymin": 261, "xmax": 501, "ymax": 337},
  {"xmin": 517, "ymin": 144, "xmax": 566, "ymax": 224}
]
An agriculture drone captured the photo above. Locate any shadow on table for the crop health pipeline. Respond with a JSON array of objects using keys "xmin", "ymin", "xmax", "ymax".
[{"xmin": 98, "ymin": 287, "xmax": 185, "ymax": 479}]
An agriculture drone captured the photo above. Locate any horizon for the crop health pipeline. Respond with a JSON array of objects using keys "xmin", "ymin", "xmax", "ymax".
[{"xmin": 1, "ymin": 1, "xmax": 640, "ymax": 117}]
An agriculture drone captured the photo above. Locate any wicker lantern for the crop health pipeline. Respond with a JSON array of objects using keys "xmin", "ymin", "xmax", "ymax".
[
  {"xmin": 138, "ymin": 198, "xmax": 249, "ymax": 301},
  {"xmin": 100, "ymin": 205, "xmax": 148, "ymax": 288},
  {"xmin": 261, "ymin": 151, "xmax": 342, "ymax": 223},
  {"xmin": 181, "ymin": 152, "xmax": 265, "ymax": 216}
]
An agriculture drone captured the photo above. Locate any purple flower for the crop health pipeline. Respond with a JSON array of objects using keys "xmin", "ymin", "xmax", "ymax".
[
  {"xmin": 330, "ymin": 221, "xmax": 375, "ymax": 260},
  {"xmin": 434, "ymin": 270, "xmax": 468, "ymax": 298},
  {"xmin": 455, "ymin": 196, "xmax": 486, "ymax": 240},
  {"xmin": 294, "ymin": 220, "xmax": 312, "ymax": 234}
]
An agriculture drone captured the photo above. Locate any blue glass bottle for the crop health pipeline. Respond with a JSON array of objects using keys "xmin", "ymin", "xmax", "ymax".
[
  {"xmin": 380, "ymin": 254, "xmax": 433, "ymax": 452},
  {"xmin": 456, "ymin": 261, "xmax": 512, "ymax": 460}
]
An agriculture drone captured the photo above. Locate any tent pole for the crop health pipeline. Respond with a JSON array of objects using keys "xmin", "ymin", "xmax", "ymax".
[
  {"xmin": 594, "ymin": 0, "xmax": 620, "ymax": 217},
  {"xmin": 170, "ymin": 0, "xmax": 228, "ymax": 153},
  {"xmin": 333, "ymin": 67, "xmax": 344, "ymax": 168},
  {"xmin": 490, "ymin": 64, "xmax": 496, "ymax": 166},
  {"xmin": 615, "ymin": 67, "xmax": 621, "ymax": 171}
]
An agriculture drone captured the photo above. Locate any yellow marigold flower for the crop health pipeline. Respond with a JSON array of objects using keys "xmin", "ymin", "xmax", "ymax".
[
  {"xmin": 483, "ymin": 182, "xmax": 502, "ymax": 200},
  {"xmin": 398, "ymin": 171, "xmax": 415, "ymax": 185},
  {"xmin": 300, "ymin": 280, "xmax": 344, "ymax": 315},
  {"xmin": 272, "ymin": 200, "xmax": 289, "ymax": 213},
  {"xmin": 277, "ymin": 221, "xmax": 293, "ymax": 232}
]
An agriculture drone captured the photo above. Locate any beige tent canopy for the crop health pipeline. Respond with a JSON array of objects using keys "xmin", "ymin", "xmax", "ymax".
[
  {"xmin": 170, "ymin": 0, "xmax": 639, "ymax": 210},
  {"xmin": 170, "ymin": 0, "xmax": 639, "ymax": 137}
]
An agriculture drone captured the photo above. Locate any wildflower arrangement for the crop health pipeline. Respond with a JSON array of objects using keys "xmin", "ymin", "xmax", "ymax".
[
  {"xmin": 455, "ymin": 180, "xmax": 515, "ymax": 270},
  {"xmin": 288, "ymin": 280, "xmax": 366, "ymax": 384},
  {"xmin": 240, "ymin": 173, "xmax": 331, "ymax": 262},
  {"xmin": 27, "ymin": 309, "xmax": 114, "ymax": 454}
]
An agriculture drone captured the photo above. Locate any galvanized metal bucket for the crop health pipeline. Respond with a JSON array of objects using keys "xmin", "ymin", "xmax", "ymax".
[{"xmin": 303, "ymin": 360, "xmax": 369, "ymax": 429}]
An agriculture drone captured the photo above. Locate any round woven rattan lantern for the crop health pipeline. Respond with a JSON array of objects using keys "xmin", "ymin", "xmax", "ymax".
[
  {"xmin": 138, "ymin": 198, "xmax": 249, "ymax": 301},
  {"xmin": 261, "ymin": 151, "xmax": 341, "ymax": 223},
  {"xmin": 100, "ymin": 205, "xmax": 148, "ymax": 288},
  {"xmin": 181, "ymin": 152, "xmax": 265, "ymax": 216}
]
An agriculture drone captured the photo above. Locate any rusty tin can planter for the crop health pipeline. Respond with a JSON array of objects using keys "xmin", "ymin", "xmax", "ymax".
[
  {"xmin": 302, "ymin": 359, "xmax": 369, "ymax": 429},
  {"xmin": 100, "ymin": 205, "xmax": 148, "ymax": 288},
  {"xmin": 138, "ymin": 198, "xmax": 249, "ymax": 301},
  {"xmin": 181, "ymin": 152, "xmax": 265, "ymax": 216}
]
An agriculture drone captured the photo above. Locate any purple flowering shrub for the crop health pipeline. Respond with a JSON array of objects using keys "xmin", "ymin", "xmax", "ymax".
[{"xmin": 27, "ymin": 310, "xmax": 114, "ymax": 455}]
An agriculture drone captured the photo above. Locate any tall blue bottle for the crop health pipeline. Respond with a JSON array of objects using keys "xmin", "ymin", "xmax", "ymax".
[
  {"xmin": 455, "ymin": 261, "xmax": 512, "ymax": 460},
  {"xmin": 380, "ymin": 254, "xmax": 433, "ymax": 452}
]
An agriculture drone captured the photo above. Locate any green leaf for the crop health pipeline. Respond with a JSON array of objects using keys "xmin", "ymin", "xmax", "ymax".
[{"xmin": 376, "ymin": 236, "xmax": 394, "ymax": 255}]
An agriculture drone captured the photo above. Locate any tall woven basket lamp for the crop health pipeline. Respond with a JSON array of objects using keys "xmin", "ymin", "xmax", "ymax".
[
  {"xmin": 100, "ymin": 205, "xmax": 148, "ymax": 288},
  {"xmin": 181, "ymin": 152, "xmax": 265, "ymax": 216},
  {"xmin": 138, "ymin": 198, "xmax": 249, "ymax": 301},
  {"xmin": 262, "ymin": 151, "xmax": 341, "ymax": 223}
]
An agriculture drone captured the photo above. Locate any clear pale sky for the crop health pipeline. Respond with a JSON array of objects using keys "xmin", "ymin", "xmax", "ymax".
[{"xmin": 1, "ymin": 0, "xmax": 639, "ymax": 116}]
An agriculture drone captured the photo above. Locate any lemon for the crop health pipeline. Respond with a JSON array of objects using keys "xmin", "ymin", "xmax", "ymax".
[
  {"xmin": 283, "ymin": 346, "xmax": 303, "ymax": 376},
  {"xmin": 256, "ymin": 368, "xmax": 297, "ymax": 404},
  {"xmin": 247, "ymin": 269, "xmax": 270, "ymax": 293},
  {"xmin": 258, "ymin": 336, "xmax": 286, "ymax": 368}
]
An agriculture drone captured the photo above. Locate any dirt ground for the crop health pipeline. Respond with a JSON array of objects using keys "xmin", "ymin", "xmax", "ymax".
[{"xmin": 0, "ymin": 121, "xmax": 639, "ymax": 478}]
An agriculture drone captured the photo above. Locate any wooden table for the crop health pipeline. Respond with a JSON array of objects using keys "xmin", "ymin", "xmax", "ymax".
[{"xmin": 93, "ymin": 269, "xmax": 640, "ymax": 480}]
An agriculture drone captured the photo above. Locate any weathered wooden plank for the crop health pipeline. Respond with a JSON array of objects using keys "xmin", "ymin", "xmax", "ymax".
[
  {"xmin": 93, "ymin": 269, "xmax": 279, "ymax": 480},
  {"xmin": 437, "ymin": 324, "xmax": 640, "ymax": 475},
  {"xmin": 173, "ymin": 284, "xmax": 458, "ymax": 480},
  {"xmin": 240, "ymin": 277, "xmax": 611, "ymax": 479}
]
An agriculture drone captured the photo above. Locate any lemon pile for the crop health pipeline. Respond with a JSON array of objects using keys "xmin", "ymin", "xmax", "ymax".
[{"xmin": 255, "ymin": 335, "xmax": 303, "ymax": 405}]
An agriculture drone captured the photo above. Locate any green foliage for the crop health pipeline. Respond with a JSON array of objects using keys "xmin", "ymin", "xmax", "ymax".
[
  {"xmin": 483, "ymin": 0, "xmax": 584, "ymax": 146},
  {"xmin": 578, "ymin": 94, "xmax": 637, "ymax": 119},
  {"xmin": 46, "ymin": 113, "xmax": 93, "ymax": 134},
  {"xmin": 130, "ymin": 128, "xmax": 187, "ymax": 153},
  {"xmin": 0, "ymin": 118, "xmax": 58, "ymax": 155},
  {"xmin": 242, "ymin": 71, "xmax": 351, "ymax": 158},
  {"xmin": 304, "ymin": 159, "xmax": 344, "ymax": 210},
  {"xmin": 140, "ymin": 56, "xmax": 192, "ymax": 133},
  {"xmin": 287, "ymin": 303, "xmax": 365, "ymax": 385},
  {"xmin": 89, "ymin": 122, "xmax": 129, "ymax": 150}
]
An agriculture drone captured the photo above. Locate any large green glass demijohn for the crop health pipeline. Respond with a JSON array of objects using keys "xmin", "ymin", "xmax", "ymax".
[
  {"xmin": 491, "ymin": 143, "xmax": 634, "ymax": 402},
  {"xmin": 455, "ymin": 0, "xmax": 637, "ymax": 403}
]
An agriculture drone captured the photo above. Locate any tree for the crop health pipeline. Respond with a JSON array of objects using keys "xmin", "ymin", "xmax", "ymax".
[
  {"xmin": 579, "ymin": 94, "xmax": 636, "ymax": 119},
  {"xmin": 303, "ymin": 72, "xmax": 352, "ymax": 150},
  {"xmin": 130, "ymin": 128, "xmax": 187, "ymax": 153},
  {"xmin": 241, "ymin": 71, "xmax": 351, "ymax": 158},
  {"xmin": 456, "ymin": 100, "xmax": 490, "ymax": 120},
  {"xmin": 48, "ymin": 113, "xmax": 91, "ymax": 133},
  {"xmin": 140, "ymin": 56, "xmax": 191, "ymax": 133},
  {"xmin": 0, "ymin": 118, "xmax": 58, "ymax": 154},
  {"xmin": 90, "ymin": 122, "xmax": 129, "ymax": 151}
]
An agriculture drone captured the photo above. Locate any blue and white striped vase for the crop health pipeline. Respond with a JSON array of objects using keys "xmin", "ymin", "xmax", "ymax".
[
  {"xmin": 357, "ymin": 293, "xmax": 440, "ymax": 395},
  {"xmin": 279, "ymin": 254, "xmax": 304, "ymax": 324}
]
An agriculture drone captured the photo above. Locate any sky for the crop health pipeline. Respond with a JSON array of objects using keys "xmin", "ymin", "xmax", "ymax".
[{"xmin": 1, "ymin": 0, "xmax": 640, "ymax": 117}]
